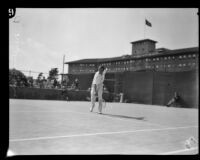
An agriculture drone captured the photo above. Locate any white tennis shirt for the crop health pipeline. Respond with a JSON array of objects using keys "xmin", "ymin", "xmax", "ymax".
[{"xmin": 92, "ymin": 69, "xmax": 107, "ymax": 85}]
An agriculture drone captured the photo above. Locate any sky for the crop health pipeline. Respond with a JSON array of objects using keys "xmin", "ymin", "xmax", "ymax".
[{"xmin": 9, "ymin": 8, "xmax": 198, "ymax": 79}]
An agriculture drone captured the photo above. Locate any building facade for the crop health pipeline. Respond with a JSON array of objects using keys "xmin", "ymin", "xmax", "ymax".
[{"xmin": 66, "ymin": 39, "xmax": 198, "ymax": 74}]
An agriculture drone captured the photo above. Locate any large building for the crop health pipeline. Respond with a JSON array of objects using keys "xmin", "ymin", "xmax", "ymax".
[
  {"xmin": 66, "ymin": 39, "xmax": 198, "ymax": 74},
  {"xmin": 65, "ymin": 39, "xmax": 198, "ymax": 108}
]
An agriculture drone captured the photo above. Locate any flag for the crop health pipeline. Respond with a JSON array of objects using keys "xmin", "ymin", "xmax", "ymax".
[{"xmin": 145, "ymin": 19, "xmax": 152, "ymax": 27}]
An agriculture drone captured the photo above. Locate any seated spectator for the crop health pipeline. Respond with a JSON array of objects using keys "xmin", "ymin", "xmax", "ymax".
[{"xmin": 166, "ymin": 92, "xmax": 180, "ymax": 107}]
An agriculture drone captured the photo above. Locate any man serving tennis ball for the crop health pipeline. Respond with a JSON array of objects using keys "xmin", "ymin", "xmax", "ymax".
[{"xmin": 90, "ymin": 65, "xmax": 107, "ymax": 114}]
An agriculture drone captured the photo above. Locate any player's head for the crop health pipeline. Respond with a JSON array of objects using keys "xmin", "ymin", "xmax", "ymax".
[{"xmin": 98, "ymin": 65, "xmax": 105, "ymax": 74}]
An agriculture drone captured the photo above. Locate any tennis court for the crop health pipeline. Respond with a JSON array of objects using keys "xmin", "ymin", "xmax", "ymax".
[{"xmin": 9, "ymin": 99, "xmax": 198, "ymax": 155}]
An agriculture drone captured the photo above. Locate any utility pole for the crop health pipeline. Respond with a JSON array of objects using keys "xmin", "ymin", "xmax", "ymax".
[{"xmin": 62, "ymin": 55, "xmax": 65, "ymax": 85}]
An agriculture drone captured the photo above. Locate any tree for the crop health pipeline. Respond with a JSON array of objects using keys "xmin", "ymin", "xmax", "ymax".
[
  {"xmin": 9, "ymin": 68, "xmax": 28, "ymax": 87},
  {"xmin": 48, "ymin": 68, "xmax": 59, "ymax": 81},
  {"xmin": 48, "ymin": 68, "xmax": 59, "ymax": 88}
]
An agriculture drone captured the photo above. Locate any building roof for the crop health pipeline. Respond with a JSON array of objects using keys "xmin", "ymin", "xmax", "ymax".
[
  {"xmin": 65, "ymin": 47, "xmax": 198, "ymax": 64},
  {"xmin": 65, "ymin": 55, "xmax": 132, "ymax": 64},
  {"xmin": 130, "ymin": 39, "xmax": 157, "ymax": 44}
]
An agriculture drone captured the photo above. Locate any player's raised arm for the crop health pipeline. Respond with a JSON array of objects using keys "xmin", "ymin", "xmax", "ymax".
[
  {"xmin": 103, "ymin": 68, "xmax": 108, "ymax": 75},
  {"xmin": 102, "ymin": 68, "xmax": 107, "ymax": 82}
]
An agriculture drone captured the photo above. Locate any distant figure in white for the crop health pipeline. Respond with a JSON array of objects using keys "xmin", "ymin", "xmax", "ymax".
[{"xmin": 90, "ymin": 65, "xmax": 107, "ymax": 114}]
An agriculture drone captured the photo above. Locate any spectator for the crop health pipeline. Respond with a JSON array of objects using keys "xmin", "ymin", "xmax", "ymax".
[
  {"xmin": 41, "ymin": 77, "xmax": 47, "ymax": 88},
  {"xmin": 74, "ymin": 78, "xmax": 79, "ymax": 90},
  {"xmin": 166, "ymin": 92, "xmax": 180, "ymax": 107},
  {"xmin": 29, "ymin": 78, "xmax": 33, "ymax": 87},
  {"xmin": 71, "ymin": 82, "xmax": 75, "ymax": 90},
  {"xmin": 46, "ymin": 79, "xmax": 51, "ymax": 89}
]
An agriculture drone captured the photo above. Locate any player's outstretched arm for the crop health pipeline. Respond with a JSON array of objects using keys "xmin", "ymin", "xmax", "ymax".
[{"xmin": 103, "ymin": 68, "xmax": 108, "ymax": 75}]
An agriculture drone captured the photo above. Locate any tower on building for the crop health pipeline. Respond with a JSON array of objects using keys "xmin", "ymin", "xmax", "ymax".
[{"xmin": 131, "ymin": 39, "xmax": 157, "ymax": 56}]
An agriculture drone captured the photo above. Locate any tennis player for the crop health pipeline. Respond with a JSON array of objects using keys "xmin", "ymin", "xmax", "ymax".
[{"xmin": 90, "ymin": 65, "xmax": 107, "ymax": 114}]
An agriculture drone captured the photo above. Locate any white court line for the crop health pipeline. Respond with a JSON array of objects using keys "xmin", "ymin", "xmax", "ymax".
[
  {"xmin": 10, "ymin": 125, "xmax": 198, "ymax": 142},
  {"xmin": 159, "ymin": 147, "xmax": 198, "ymax": 155},
  {"xmin": 10, "ymin": 110, "xmax": 167, "ymax": 128}
]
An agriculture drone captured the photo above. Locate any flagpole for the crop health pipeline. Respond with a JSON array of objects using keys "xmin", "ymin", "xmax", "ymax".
[{"xmin": 144, "ymin": 18, "xmax": 146, "ymax": 39}]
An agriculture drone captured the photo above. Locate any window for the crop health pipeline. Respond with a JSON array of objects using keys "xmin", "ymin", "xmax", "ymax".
[
  {"xmin": 157, "ymin": 58, "xmax": 159, "ymax": 61},
  {"xmin": 168, "ymin": 64, "xmax": 171, "ymax": 68},
  {"xmin": 192, "ymin": 62, "xmax": 196, "ymax": 66},
  {"xmin": 192, "ymin": 54, "xmax": 196, "ymax": 58},
  {"xmin": 178, "ymin": 64, "xmax": 182, "ymax": 67},
  {"xmin": 183, "ymin": 63, "xmax": 186, "ymax": 66},
  {"xmin": 188, "ymin": 55, "xmax": 191, "ymax": 58},
  {"xmin": 179, "ymin": 55, "xmax": 182, "ymax": 59},
  {"xmin": 168, "ymin": 57, "xmax": 171, "ymax": 60},
  {"xmin": 183, "ymin": 55, "xmax": 186, "ymax": 58},
  {"xmin": 164, "ymin": 57, "xmax": 167, "ymax": 60},
  {"xmin": 156, "ymin": 65, "xmax": 159, "ymax": 68},
  {"xmin": 172, "ymin": 56, "xmax": 175, "ymax": 59}
]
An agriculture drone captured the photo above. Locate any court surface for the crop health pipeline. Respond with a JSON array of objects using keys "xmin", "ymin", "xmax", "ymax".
[{"xmin": 9, "ymin": 99, "xmax": 198, "ymax": 155}]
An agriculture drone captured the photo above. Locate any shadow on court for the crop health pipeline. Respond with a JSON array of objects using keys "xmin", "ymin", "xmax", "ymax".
[{"xmin": 102, "ymin": 113, "xmax": 145, "ymax": 121}]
